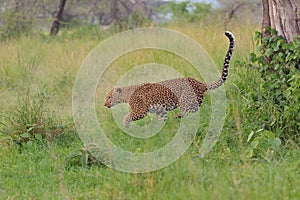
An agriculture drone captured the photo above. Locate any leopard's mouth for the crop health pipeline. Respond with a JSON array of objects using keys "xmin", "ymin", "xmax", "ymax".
[{"xmin": 104, "ymin": 102, "xmax": 111, "ymax": 108}]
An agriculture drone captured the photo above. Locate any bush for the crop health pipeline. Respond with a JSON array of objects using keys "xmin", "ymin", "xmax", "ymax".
[
  {"xmin": 158, "ymin": 1, "xmax": 212, "ymax": 22},
  {"xmin": 236, "ymin": 27, "xmax": 300, "ymax": 141},
  {"xmin": 111, "ymin": 11, "xmax": 153, "ymax": 32},
  {"xmin": 0, "ymin": 9, "xmax": 32, "ymax": 41},
  {"xmin": 1, "ymin": 92, "xmax": 63, "ymax": 145}
]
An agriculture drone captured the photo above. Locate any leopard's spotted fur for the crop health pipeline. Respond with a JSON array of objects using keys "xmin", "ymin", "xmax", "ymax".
[{"xmin": 104, "ymin": 31, "xmax": 235, "ymax": 127}]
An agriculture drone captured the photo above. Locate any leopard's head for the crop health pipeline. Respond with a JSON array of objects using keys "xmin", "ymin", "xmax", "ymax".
[{"xmin": 104, "ymin": 87, "xmax": 123, "ymax": 108}]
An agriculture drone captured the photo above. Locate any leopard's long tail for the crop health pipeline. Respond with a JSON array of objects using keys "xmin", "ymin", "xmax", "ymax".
[{"xmin": 206, "ymin": 31, "xmax": 235, "ymax": 90}]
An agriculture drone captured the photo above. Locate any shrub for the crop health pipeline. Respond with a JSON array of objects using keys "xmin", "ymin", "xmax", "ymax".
[
  {"xmin": 1, "ymin": 92, "xmax": 63, "ymax": 145},
  {"xmin": 158, "ymin": 1, "xmax": 212, "ymax": 22},
  {"xmin": 111, "ymin": 11, "xmax": 153, "ymax": 32},
  {"xmin": 236, "ymin": 27, "xmax": 300, "ymax": 141},
  {"xmin": 0, "ymin": 9, "xmax": 32, "ymax": 41},
  {"xmin": 245, "ymin": 129, "xmax": 281, "ymax": 160}
]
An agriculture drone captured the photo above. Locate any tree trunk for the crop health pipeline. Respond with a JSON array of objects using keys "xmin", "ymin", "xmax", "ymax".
[
  {"xmin": 50, "ymin": 0, "xmax": 67, "ymax": 36},
  {"xmin": 262, "ymin": 0, "xmax": 300, "ymax": 43},
  {"xmin": 109, "ymin": 0, "xmax": 119, "ymax": 24}
]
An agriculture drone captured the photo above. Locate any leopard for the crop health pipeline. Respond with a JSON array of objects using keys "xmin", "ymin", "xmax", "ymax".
[{"xmin": 104, "ymin": 31, "xmax": 235, "ymax": 127}]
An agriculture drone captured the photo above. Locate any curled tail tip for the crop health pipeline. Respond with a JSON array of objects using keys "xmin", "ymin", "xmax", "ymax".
[{"xmin": 225, "ymin": 31, "xmax": 235, "ymax": 40}]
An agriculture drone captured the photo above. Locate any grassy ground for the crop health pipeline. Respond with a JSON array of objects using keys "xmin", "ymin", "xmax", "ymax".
[{"xmin": 0, "ymin": 21, "xmax": 299, "ymax": 199}]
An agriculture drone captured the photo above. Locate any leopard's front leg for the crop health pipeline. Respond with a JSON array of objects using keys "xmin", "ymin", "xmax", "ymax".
[
  {"xmin": 123, "ymin": 110, "xmax": 148, "ymax": 127},
  {"xmin": 123, "ymin": 96, "xmax": 148, "ymax": 127}
]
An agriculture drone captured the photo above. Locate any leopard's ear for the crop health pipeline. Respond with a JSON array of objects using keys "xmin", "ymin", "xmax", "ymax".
[{"xmin": 116, "ymin": 88, "xmax": 122, "ymax": 93}]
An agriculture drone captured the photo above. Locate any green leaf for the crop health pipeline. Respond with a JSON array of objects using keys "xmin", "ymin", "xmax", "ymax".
[
  {"xmin": 263, "ymin": 130, "xmax": 275, "ymax": 139},
  {"xmin": 257, "ymin": 56, "xmax": 265, "ymax": 64},
  {"xmin": 262, "ymin": 37, "xmax": 269, "ymax": 44},
  {"xmin": 251, "ymin": 140, "xmax": 260, "ymax": 149},
  {"xmin": 265, "ymin": 48, "xmax": 274, "ymax": 57},
  {"xmin": 34, "ymin": 134, "xmax": 43, "ymax": 140},
  {"xmin": 245, "ymin": 148, "xmax": 254, "ymax": 158},
  {"xmin": 270, "ymin": 29, "xmax": 277, "ymax": 35},
  {"xmin": 254, "ymin": 31, "xmax": 261, "ymax": 41},
  {"xmin": 26, "ymin": 126, "xmax": 35, "ymax": 133},
  {"xmin": 269, "ymin": 138, "xmax": 281, "ymax": 150},
  {"xmin": 250, "ymin": 53, "xmax": 257, "ymax": 63},
  {"xmin": 256, "ymin": 45, "xmax": 263, "ymax": 52},
  {"xmin": 247, "ymin": 131, "xmax": 255, "ymax": 143},
  {"xmin": 21, "ymin": 133, "xmax": 30, "ymax": 138},
  {"xmin": 282, "ymin": 43, "xmax": 289, "ymax": 50},
  {"xmin": 278, "ymin": 39, "xmax": 284, "ymax": 46},
  {"xmin": 64, "ymin": 152, "xmax": 81, "ymax": 165},
  {"xmin": 264, "ymin": 26, "xmax": 271, "ymax": 31},
  {"xmin": 25, "ymin": 140, "xmax": 33, "ymax": 148}
]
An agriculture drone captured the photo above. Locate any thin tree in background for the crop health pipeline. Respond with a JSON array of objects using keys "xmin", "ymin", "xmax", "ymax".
[
  {"xmin": 50, "ymin": 0, "xmax": 67, "ymax": 36},
  {"xmin": 109, "ymin": 0, "xmax": 119, "ymax": 24},
  {"xmin": 217, "ymin": 0, "xmax": 261, "ymax": 27}
]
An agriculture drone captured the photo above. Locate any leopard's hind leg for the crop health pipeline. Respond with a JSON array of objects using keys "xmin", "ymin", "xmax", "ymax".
[
  {"xmin": 148, "ymin": 104, "xmax": 168, "ymax": 121},
  {"xmin": 157, "ymin": 110, "xmax": 168, "ymax": 121},
  {"xmin": 177, "ymin": 89, "xmax": 201, "ymax": 118}
]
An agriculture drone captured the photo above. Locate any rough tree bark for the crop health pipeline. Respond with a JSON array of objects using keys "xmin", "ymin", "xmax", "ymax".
[
  {"xmin": 262, "ymin": 0, "xmax": 300, "ymax": 43},
  {"xmin": 109, "ymin": 0, "xmax": 120, "ymax": 24},
  {"xmin": 50, "ymin": 0, "xmax": 67, "ymax": 36}
]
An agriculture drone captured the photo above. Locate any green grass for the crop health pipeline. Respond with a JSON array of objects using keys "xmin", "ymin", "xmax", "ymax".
[
  {"xmin": 0, "ymin": 141, "xmax": 299, "ymax": 199},
  {"xmin": 0, "ymin": 21, "xmax": 299, "ymax": 199}
]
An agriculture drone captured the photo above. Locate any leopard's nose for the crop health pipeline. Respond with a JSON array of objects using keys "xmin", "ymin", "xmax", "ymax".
[{"xmin": 104, "ymin": 102, "xmax": 110, "ymax": 108}]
